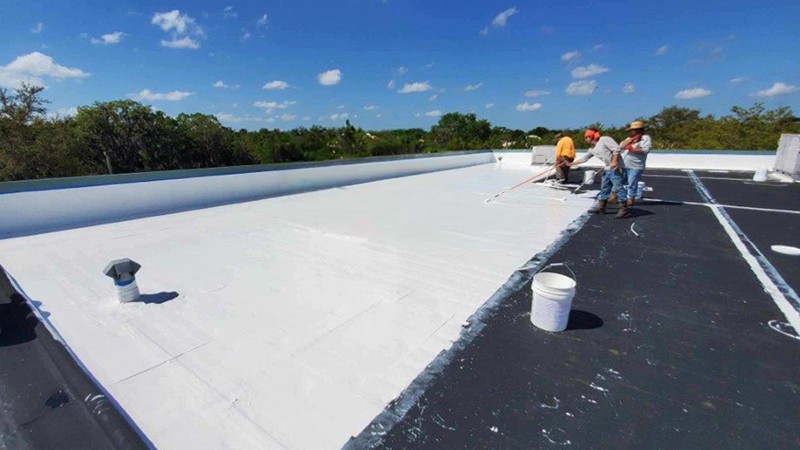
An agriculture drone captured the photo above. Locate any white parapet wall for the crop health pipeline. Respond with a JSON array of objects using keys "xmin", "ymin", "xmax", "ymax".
[
  {"xmin": 0, "ymin": 152, "xmax": 493, "ymax": 239},
  {"xmin": 491, "ymin": 150, "xmax": 776, "ymax": 171}
]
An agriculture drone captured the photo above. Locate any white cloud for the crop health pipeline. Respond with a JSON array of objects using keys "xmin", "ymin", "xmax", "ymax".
[
  {"xmin": 330, "ymin": 112, "xmax": 350, "ymax": 121},
  {"xmin": 318, "ymin": 69, "xmax": 342, "ymax": 86},
  {"xmin": 337, "ymin": 104, "xmax": 345, "ymax": 109},
  {"xmin": 48, "ymin": 106, "xmax": 78, "ymax": 119},
  {"xmin": 425, "ymin": 109, "xmax": 442, "ymax": 117},
  {"xmin": 31, "ymin": 23, "xmax": 44, "ymax": 34},
  {"xmin": 396, "ymin": 66, "xmax": 408, "ymax": 75},
  {"xmin": 387, "ymin": 80, "xmax": 396, "ymax": 89},
  {"xmin": 152, "ymin": 10, "xmax": 202, "ymax": 35},
  {"xmin": 213, "ymin": 80, "xmax": 239, "ymax": 90},
  {"xmin": 729, "ymin": 77, "xmax": 748, "ymax": 84},
  {"xmin": 655, "ymin": 45, "xmax": 669, "ymax": 56},
  {"xmin": 622, "ymin": 83, "xmax": 635, "ymax": 94},
  {"xmin": 257, "ymin": 14, "xmax": 268, "ymax": 26},
  {"xmin": 592, "ymin": 44, "xmax": 605, "ymax": 51},
  {"xmin": 674, "ymin": 87, "xmax": 712, "ymax": 99},
  {"xmin": 302, "ymin": 116, "xmax": 311, "ymax": 121},
  {"xmin": 131, "ymin": 89, "xmax": 193, "ymax": 101},
  {"xmin": 464, "ymin": 82, "xmax": 483, "ymax": 92},
  {"xmin": 491, "ymin": 7, "xmax": 518, "ymax": 27},
  {"xmin": 263, "ymin": 80, "xmax": 289, "ymax": 90},
  {"xmin": 4, "ymin": 52, "xmax": 89, "ymax": 79},
  {"xmin": 278, "ymin": 114, "xmax": 296, "ymax": 121},
  {"xmin": 428, "ymin": 94, "xmax": 438, "ymax": 101},
  {"xmin": 566, "ymin": 80, "xmax": 597, "ymax": 96},
  {"xmin": 223, "ymin": 6, "xmax": 237, "ymax": 19},
  {"xmin": 241, "ymin": 31, "xmax": 251, "ymax": 41},
  {"xmin": 481, "ymin": 7, "xmax": 518, "ymax": 36},
  {"xmin": 0, "ymin": 52, "xmax": 89, "ymax": 88},
  {"xmin": 516, "ymin": 102, "xmax": 542, "ymax": 112},
  {"xmin": 216, "ymin": 113, "xmax": 264, "ymax": 123},
  {"xmin": 363, "ymin": 105, "xmax": 378, "ymax": 111},
  {"xmin": 424, "ymin": 62, "xmax": 435, "ymax": 69},
  {"xmin": 524, "ymin": 89, "xmax": 551, "ymax": 97},
  {"xmin": 216, "ymin": 113, "xmax": 242, "ymax": 123},
  {"xmin": 561, "ymin": 51, "xmax": 580, "ymax": 62},
  {"xmin": 253, "ymin": 100, "xmax": 296, "ymax": 113},
  {"xmin": 398, "ymin": 81, "xmax": 431, "ymax": 94},
  {"xmin": 161, "ymin": 36, "xmax": 200, "ymax": 49},
  {"xmin": 91, "ymin": 32, "xmax": 124, "ymax": 45},
  {"xmin": 571, "ymin": 64, "xmax": 609, "ymax": 79},
  {"xmin": 753, "ymin": 82, "xmax": 799, "ymax": 98},
  {"xmin": 485, "ymin": 103, "xmax": 494, "ymax": 109},
  {"xmin": 152, "ymin": 10, "xmax": 203, "ymax": 49},
  {"xmin": 376, "ymin": 114, "xmax": 382, "ymax": 118}
]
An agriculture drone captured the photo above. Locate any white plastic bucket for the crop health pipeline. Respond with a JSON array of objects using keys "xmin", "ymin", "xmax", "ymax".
[
  {"xmin": 583, "ymin": 170, "xmax": 595, "ymax": 185},
  {"xmin": 531, "ymin": 264, "xmax": 576, "ymax": 332},
  {"xmin": 752, "ymin": 168, "xmax": 768, "ymax": 182},
  {"xmin": 636, "ymin": 181, "xmax": 645, "ymax": 199}
]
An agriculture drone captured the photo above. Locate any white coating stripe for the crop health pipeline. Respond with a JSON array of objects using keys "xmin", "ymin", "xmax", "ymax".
[
  {"xmin": 646, "ymin": 198, "xmax": 800, "ymax": 216},
  {"xmin": 687, "ymin": 170, "xmax": 800, "ymax": 332}
]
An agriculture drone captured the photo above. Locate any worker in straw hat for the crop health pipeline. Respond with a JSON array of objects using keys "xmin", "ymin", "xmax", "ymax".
[
  {"xmin": 620, "ymin": 120, "xmax": 652, "ymax": 207},
  {"xmin": 568, "ymin": 127, "xmax": 629, "ymax": 218}
]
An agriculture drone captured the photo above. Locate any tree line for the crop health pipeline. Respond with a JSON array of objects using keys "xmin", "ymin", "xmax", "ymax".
[{"xmin": 1, "ymin": 83, "xmax": 798, "ymax": 182}]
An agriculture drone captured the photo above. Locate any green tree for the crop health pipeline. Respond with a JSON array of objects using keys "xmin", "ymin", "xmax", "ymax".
[{"xmin": 74, "ymin": 100, "xmax": 180, "ymax": 173}]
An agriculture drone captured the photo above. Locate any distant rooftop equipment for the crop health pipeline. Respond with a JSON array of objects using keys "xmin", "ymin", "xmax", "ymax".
[
  {"xmin": 103, "ymin": 258, "xmax": 141, "ymax": 303},
  {"xmin": 531, "ymin": 145, "xmax": 556, "ymax": 165},
  {"xmin": 774, "ymin": 134, "xmax": 800, "ymax": 181}
]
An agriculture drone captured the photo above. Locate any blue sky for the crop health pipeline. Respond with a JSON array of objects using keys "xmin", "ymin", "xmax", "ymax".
[{"xmin": 2, "ymin": 0, "xmax": 799, "ymax": 131}]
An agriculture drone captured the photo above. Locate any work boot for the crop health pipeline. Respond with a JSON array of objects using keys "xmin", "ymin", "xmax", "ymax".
[
  {"xmin": 616, "ymin": 200, "xmax": 629, "ymax": 218},
  {"xmin": 589, "ymin": 200, "xmax": 607, "ymax": 214}
]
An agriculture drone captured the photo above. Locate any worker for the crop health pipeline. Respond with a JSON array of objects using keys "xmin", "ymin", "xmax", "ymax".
[
  {"xmin": 553, "ymin": 132, "xmax": 575, "ymax": 184},
  {"xmin": 568, "ymin": 128, "xmax": 629, "ymax": 218},
  {"xmin": 620, "ymin": 120, "xmax": 652, "ymax": 206}
]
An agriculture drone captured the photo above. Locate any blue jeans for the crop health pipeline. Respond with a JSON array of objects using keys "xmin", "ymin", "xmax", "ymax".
[
  {"xmin": 625, "ymin": 168, "xmax": 645, "ymax": 199},
  {"xmin": 598, "ymin": 168, "xmax": 627, "ymax": 202}
]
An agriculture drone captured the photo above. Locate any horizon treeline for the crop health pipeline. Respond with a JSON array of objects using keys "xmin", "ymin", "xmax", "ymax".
[{"xmin": 1, "ymin": 83, "xmax": 798, "ymax": 182}]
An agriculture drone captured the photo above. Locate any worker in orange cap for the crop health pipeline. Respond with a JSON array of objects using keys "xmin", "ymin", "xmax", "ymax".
[
  {"xmin": 567, "ymin": 128, "xmax": 629, "ymax": 217},
  {"xmin": 619, "ymin": 120, "xmax": 652, "ymax": 207}
]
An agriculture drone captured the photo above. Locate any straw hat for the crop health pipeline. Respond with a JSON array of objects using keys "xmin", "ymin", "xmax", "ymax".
[{"xmin": 626, "ymin": 120, "xmax": 644, "ymax": 131}]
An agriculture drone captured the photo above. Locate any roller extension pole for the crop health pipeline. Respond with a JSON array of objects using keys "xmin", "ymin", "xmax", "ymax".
[{"xmin": 485, "ymin": 162, "xmax": 556, "ymax": 204}]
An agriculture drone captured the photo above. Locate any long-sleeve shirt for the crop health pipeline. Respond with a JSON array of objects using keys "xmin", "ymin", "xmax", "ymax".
[
  {"xmin": 555, "ymin": 136, "xmax": 576, "ymax": 160},
  {"xmin": 622, "ymin": 134, "xmax": 652, "ymax": 170},
  {"xmin": 575, "ymin": 136, "xmax": 623, "ymax": 169}
]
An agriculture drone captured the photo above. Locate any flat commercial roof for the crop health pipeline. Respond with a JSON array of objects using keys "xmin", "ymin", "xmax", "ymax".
[{"xmin": 0, "ymin": 162, "xmax": 592, "ymax": 449}]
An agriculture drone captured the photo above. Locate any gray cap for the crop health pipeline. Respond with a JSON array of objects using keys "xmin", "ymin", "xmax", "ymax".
[{"xmin": 103, "ymin": 258, "xmax": 141, "ymax": 282}]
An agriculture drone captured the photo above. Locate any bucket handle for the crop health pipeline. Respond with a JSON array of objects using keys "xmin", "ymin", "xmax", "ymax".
[{"xmin": 538, "ymin": 262, "xmax": 576, "ymax": 283}]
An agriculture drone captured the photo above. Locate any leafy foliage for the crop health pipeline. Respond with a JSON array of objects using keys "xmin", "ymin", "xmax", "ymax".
[{"xmin": 1, "ymin": 86, "xmax": 798, "ymax": 182}]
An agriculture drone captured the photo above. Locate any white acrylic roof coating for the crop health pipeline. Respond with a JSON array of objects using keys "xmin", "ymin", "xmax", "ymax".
[{"xmin": 0, "ymin": 163, "xmax": 593, "ymax": 449}]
